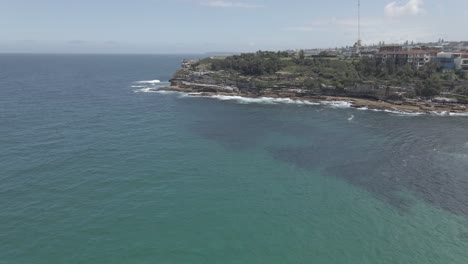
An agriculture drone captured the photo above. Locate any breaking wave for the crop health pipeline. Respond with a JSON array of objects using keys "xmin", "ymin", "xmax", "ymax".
[
  {"xmin": 209, "ymin": 95, "xmax": 321, "ymax": 106},
  {"xmin": 135, "ymin": 80, "xmax": 161, "ymax": 84},
  {"xmin": 320, "ymin": 101, "xmax": 352, "ymax": 108},
  {"xmin": 133, "ymin": 87, "xmax": 159, "ymax": 93},
  {"xmin": 357, "ymin": 106, "xmax": 424, "ymax": 116},
  {"xmin": 145, "ymin": 90, "xmax": 468, "ymax": 117},
  {"xmin": 428, "ymin": 111, "xmax": 468, "ymax": 117},
  {"xmin": 132, "ymin": 80, "xmax": 170, "ymax": 93},
  {"xmin": 383, "ymin": 109, "xmax": 425, "ymax": 116},
  {"xmin": 448, "ymin": 112, "xmax": 468, "ymax": 117}
]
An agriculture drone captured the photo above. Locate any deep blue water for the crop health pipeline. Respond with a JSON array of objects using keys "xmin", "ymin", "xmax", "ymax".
[{"xmin": 1, "ymin": 54, "xmax": 468, "ymax": 264}]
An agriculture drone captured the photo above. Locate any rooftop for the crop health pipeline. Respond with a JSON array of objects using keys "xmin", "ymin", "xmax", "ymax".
[{"xmin": 377, "ymin": 50, "xmax": 439, "ymax": 55}]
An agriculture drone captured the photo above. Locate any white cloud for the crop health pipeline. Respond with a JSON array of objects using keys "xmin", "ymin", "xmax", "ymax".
[
  {"xmin": 385, "ymin": 0, "xmax": 425, "ymax": 17},
  {"xmin": 201, "ymin": 1, "xmax": 263, "ymax": 8}
]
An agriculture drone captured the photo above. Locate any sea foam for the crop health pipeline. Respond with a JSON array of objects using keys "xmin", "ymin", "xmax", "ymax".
[
  {"xmin": 132, "ymin": 80, "xmax": 170, "ymax": 93},
  {"xmin": 357, "ymin": 106, "xmax": 424, "ymax": 116},
  {"xmin": 133, "ymin": 87, "xmax": 159, "ymax": 93},
  {"xmin": 320, "ymin": 101, "xmax": 352, "ymax": 108},
  {"xmin": 449, "ymin": 112, "xmax": 468, "ymax": 117},
  {"xmin": 383, "ymin": 109, "xmax": 425, "ymax": 116},
  {"xmin": 146, "ymin": 91, "xmax": 468, "ymax": 117},
  {"xmin": 135, "ymin": 80, "xmax": 161, "ymax": 84},
  {"xmin": 209, "ymin": 95, "xmax": 320, "ymax": 106}
]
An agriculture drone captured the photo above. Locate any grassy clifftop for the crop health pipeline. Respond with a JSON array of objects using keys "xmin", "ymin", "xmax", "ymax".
[{"xmin": 174, "ymin": 51, "xmax": 468, "ymax": 100}]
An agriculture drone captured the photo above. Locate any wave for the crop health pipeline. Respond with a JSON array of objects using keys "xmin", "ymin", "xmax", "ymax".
[
  {"xmin": 133, "ymin": 87, "xmax": 159, "ymax": 93},
  {"xmin": 132, "ymin": 80, "xmax": 171, "ymax": 93},
  {"xmin": 209, "ymin": 95, "xmax": 320, "ymax": 106},
  {"xmin": 357, "ymin": 106, "xmax": 424, "ymax": 116},
  {"xmin": 430, "ymin": 111, "xmax": 450, "ymax": 116},
  {"xmin": 449, "ymin": 112, "xmax": 468, "ymax": 117},
  {"xmin": 135, "ymin": 80, "xmax": 161, "ymax": 84},
  {"xmin": 383, "ymin": 109, "xmax": 425, "ymax": 116},
  {"xmin": 144, "ymin": 91, "xmax": 468, "ymax": 117},
  {"xmin": 429, "ymin": 111, "xmax": 468, "ymax": 117},
  {"xmin": 320, "ymin": 101, "xmax": 352, "ymax": 108}
]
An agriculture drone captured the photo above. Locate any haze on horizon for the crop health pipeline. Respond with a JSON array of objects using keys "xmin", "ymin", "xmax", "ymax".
[{"xmin": 1, "ymin": 0, "xmax": 467, "ymax": 54}]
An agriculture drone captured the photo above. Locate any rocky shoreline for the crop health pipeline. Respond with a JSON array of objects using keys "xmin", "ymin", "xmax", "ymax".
[{"xmin": 158, "ymin": 85, "xmax": 468, "ymax": 115}]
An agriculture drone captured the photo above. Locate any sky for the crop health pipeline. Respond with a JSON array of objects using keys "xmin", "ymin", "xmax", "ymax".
[{"xmin": 0, "ymin": 0, "xmax": 467, "ymax": 54}]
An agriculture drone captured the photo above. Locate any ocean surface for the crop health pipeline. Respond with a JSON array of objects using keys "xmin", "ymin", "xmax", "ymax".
[{"xmin": 1, "ymin": 54, "xmax": 468, "ymax": 264}]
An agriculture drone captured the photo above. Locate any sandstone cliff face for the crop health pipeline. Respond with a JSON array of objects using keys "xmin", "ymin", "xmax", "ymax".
[
  {"xmin": 164, "ymin": 58, "xmax": 468, "ymax": 114},
  {"xmin": 170, "ymin": 66, "xmax": 417, "ymax": 101}
]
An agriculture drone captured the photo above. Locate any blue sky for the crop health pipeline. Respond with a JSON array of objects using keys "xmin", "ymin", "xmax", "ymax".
[{"xmin": 1, "ymin": 0, "xmax": 467, "ymax": 53}]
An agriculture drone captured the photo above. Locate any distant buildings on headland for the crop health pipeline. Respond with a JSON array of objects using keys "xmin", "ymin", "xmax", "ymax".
[{"xmin": 287, "ymin": 40, "xmax": 468, "ymax": 72}]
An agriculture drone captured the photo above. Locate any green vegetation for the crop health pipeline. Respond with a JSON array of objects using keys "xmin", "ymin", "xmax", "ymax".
[
  {"xmin": 456, "ymin": 86, "xmax": 468, "ymax": 96},
  {"xmin": 211, "ymin": 51, "xmax": 286, "ymax": 75},
  {"xmin": 415, "ymin": 76, "xmax": 442, "ymax": 97},
  {"xmin": 190, "ymin": 51, "xmax": 468, "ymax": 99}
]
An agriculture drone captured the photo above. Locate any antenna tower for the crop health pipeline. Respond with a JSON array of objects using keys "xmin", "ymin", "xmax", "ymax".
[{"xmin": 357, "ymin": 0, "xmax": 362, "ymax": 52}]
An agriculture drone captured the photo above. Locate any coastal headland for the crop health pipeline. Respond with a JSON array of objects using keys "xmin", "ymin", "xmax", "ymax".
[{"xmin": 159, "ymin": 51, "xmax": 468, "ymax": 114}]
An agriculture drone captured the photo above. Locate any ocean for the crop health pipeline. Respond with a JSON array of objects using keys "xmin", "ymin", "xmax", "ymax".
[{"xmin": 1, "ymin": 54, "xmax": 468, "ymax": 263}]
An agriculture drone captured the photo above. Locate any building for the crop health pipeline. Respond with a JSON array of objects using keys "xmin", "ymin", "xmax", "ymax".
[
  {"xmin": 181, "ymin": 59, "xmax": 198, "ymax": 69},
  {"xmin": 375, "ymin": 49, "xmax": 438, "ymax": 69},
  {"xmin": 378, "ymin": 44, "xmax": 403, "ymax": 52},
  {"xmin": 432, "ymin": 52, "xmax": 457, "ymax": 72},
  {"xmin": 301, "ymin": 49, "xmax": 321, "ymax": 57},
  {"xmin": 454, "ymin": 52, "xmax": 468, "ymax": 71}
]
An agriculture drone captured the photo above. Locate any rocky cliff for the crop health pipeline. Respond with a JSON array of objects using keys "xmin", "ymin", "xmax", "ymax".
[{"xmin": 163, "ymin": 57, "xmax": 468, "ymax": 114}]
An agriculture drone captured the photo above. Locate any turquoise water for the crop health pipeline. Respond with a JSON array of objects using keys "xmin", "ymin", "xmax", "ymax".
[{"xmin": 1, "ymin": 54, "xmax": 468, "ymax": 263}]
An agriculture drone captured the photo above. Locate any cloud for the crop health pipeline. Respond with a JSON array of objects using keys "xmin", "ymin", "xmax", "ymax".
[
  {"xmin": 385, "ymin": 0, "xmax": 424, "ymax": 17},
  {"xmin": 201, "ymin": 1, "xmax": 263, "ymax": 8}
]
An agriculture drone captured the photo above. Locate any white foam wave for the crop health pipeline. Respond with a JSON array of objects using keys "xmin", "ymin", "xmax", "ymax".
[
  {"xmin": 383, "ymin": 109, "xmax": 425, "ymax": 116},
  {"xmin": 135, "ymin": 80, "xmax": 161, "ymax": 84},
  {"xmin": 449, "ymin": 112, "xmax": 468, "ymax": 116},
  {"xmin": 429, "ymin": 111, "xmax": 468, "ymax": 117},
  {"xmin": 430, "ymin": 111, "xmax": 449, "ymax": 116},
  {"xmin": 131, "ymin": 80, "xmax": 171, "ymax": 93},
  {"xmin": 357, "ymin": 106, "xmax": 424, "ymax": 116},
  {"xmin": 133, "ymin": 87, "xmax": 159, "ymax": 93},
  {"xmin": 209, "ymin": 95, "xmax": 320, "ymax": 106},
  {"xmin": 140, "ymin": 90, "xmax": 468, "ymax": 118},
  {"xmin": 320, "ymin": 101, "xmax": 352, "ymax": 108}
]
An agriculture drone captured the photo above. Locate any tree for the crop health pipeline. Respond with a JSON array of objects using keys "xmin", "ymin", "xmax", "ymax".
[
  {"xmin": 385, "ymin": 57, "xmax": 396, "ymax": 75},
  {"xmin": 415, "ymin": 77, "xmax": 441, "ymax": 98},
  {"xmin": 456, "ymin": 70, "xmax": 467, "ymax": 80},
  {"xmin": 304, "ymin": 78, "xmax": 316, "ymax": 90},
  {"xmin": 298, "ymin": 50, "xmax": 305, "ymax": 61},
  {"xmin": 418, "ymin": 62, "xmax": 438, "ymax": 79}
]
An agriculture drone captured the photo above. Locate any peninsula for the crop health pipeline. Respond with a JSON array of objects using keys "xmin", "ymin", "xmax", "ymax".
[{"xmin": 161, "ymin": 50, "xmax": 468, "ymax": 114}]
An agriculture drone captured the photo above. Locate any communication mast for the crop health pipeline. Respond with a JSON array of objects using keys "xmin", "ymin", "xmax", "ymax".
[{"xmin": 356, "ymin": 0, "xmax": 362, "ymax": 54}]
